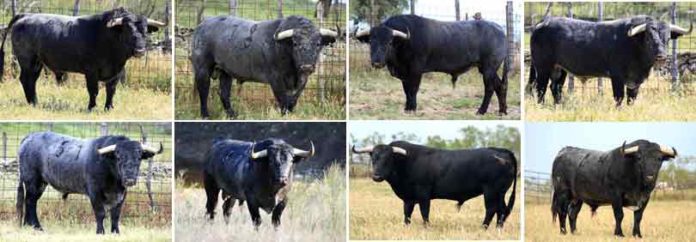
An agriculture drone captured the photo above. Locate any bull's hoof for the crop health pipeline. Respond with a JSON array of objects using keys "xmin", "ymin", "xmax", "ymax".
[
  {"xmin": 225, "ymin": 110, "xmax": 238, "ymax": 119},
  {"xmin": 104, "ymin": 105, "xmax": 113, "ymax": 111},
  {"xmin": 560, "ymin": 227, "xmax": 567, "ymax": 234},
  {"xmin": 476, "ymin": 110, "xmax": 486, "ymax": 115},
  {"xmin": 498, "ymin": 111, "xmax": 507, "ymax": 116}
]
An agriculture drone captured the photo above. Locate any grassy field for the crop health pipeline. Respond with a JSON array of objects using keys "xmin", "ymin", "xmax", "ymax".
[
  {"xmin": 0, "ymin": 219, "xmax": 171, "ymax": 242},
  {"xmin": 524, "ymin": 76, "xmax": 696, "ymax": 121},
  {"xmin": 349, "ymin": 178, "xmax": 520, "ymax": 240},
  {"xmin": 0, "ymin": 52, "xmax": 172, "ymax": 120},
  {"xmin": 175, "ymin": 166, "xmax": 346, "ymax": 242},
  {"xmin": 349, "ymin": 69, "xmax": 521, "ymax": 120},
  {"xmin": 525, "ymin": 200, "xmax": 696, "ymax": 241}
]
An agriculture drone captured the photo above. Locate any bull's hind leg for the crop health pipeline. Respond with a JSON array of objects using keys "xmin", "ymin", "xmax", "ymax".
[
  {"xmin": 550, "ymin": 69, "xmax": 567, "ymax": 104},
  {"xmin": 557, "ymin": 191, "xmax": 571, "ymax": 234},
  {"xmin": 193, "ymin": 64, "xmax": 213, "ymax": 118},
  {"xmin": 23, "ymin": 179, "xmax": 47, "ymax": 230},
  {"xmin": 476, "ymin": 69, "xmax": 497, "ymax": 115},
  {"xmin": 481, "ymin": 186, "xmax": 498, "ymax": 229},
  {"xmin": 418, "ymin": 199, "xmax": 431, "ymax": 226},
  {"xmin": 568, "ymin": 200, "xmax": 583, "ymax": 234},
  {"xmin": 494, "ymin": 191, "xmax": 508, "ymax": 229},
  {"xmin": 534, "ymin": 68, "xmax": 552, "ymax": 104},
  {"xmin": 271, "ymin": 200, "xmax": 286, "ymax": 228},
  {"xmin": 221, "ymin": 194, "xmax": 235, "ymax": 224},
  {"xmin": 17, "ymin": 58, "xmax": 43, "ymax": 105},
  {"xmin": 217, "ymin": 72, "xmax": 237, "ymax": 118},
  {"xmin": 203, "ymin": 174, "xmax": 220, "ymax": 220}
]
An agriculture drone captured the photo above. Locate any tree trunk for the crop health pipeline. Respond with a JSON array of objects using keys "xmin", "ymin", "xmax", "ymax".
[
  {"xmin": 11, "ymin": 0, "xmax": 17, "ymax": 16},
  {"xmin": 566, "ymin": 3, "xmax": 574, "ymax": 94},
  {"xmin": 670, "ymin": 2, "xmax": 680, "ymax": 91},
  {"xmin": 163, "ymin": 0, "xmax": 171, "ymax": 53},
  {"xmin": 73, "ymin": 0, "xmax": 81, "ymax": 16},
  {"xmin": 196, "ymin": 0, "xmax": 206, "ymax": 25},
  {"xmin": 455, "ymin": 0, "xmax": 460, "ymax": 21},
  {"xmin": 277, "ymin": 0, "xmax": 283, "ymax": 18},
  {"xmin": 410, "ymin": 0, "xmax": 415, "ymax": 15},
  {"xmin": 229, "ymin": 0, "xmax": 237, "ymax": 16}
]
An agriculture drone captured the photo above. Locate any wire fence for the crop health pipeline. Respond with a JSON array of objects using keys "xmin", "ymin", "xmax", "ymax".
[
  {"xmin": 0, "ymin": 0, "xmax": 171, "ymax": 92},
  {"xmin": 349, "ymin": 0, "xmax": 522, "ymax": 76},
  {"xmin": 525, "ymin": 169, "xmax": 696, "ymax": 204},
  {"xmin": 174, "ymin": 0, "xmax": 346, "ymax": 114},
  {"xmin": 524, "ymin": 2, "xmax": 695, "ymax": 95},
  {"xmin": 0, "ymin": 122, "xmax": 172, "ymax": 223}
]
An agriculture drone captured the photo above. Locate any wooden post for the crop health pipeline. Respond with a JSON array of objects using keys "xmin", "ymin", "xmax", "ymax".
[
  {"xmin": 506, "ymin": 1, "xmax": 513, "ymax": 79},
  {"xmin": 73, "ymin": 0, "xmax": 81, "ymax": 16},
  {"xmin": 455, "ymin": 0, "xmax": 460, "ymax": 21},
  {"xmin": 229, "ymin": 0, "xmax": 237, "ymax": 16},
  {"xmin": 369, "ymin": 0, "xmax": 375, "ymax": 26},
  {"xmin": 2, "ymin": 132, "xmax": 6, "ymax": 165},
  {"xmin": 140, "ymin": 125, "xmax": 157, "ymax": 211},
  {"xmin": 317, "ymin": 1, "xmax": 326, "ymax": 103},
  {"xmin": 277, "ymin": 0, "xmax": 283, "ymax": 18},
  {"xmin": 670, "ymin": 2, "xmax": 680, "ymax": 91},
  {"xmin": 597, "ymin": 2, "xmax": 603, "ymax": 95},
  {"xmin": 566, "ymin": 3, "xmax": 574, "ymax": 94},
  {"xmin": 410, "ymin": 0, "xmax": 415, "ymax": 15},
  {"xmin": 100, "ymin": 123, "xmax": 108, "ymax": 136},
  {"xmin": 163, "ymin": 1, "xmax": 172, "ymax": 54},
  {"xmin": 196, "ymin": 0, "xmax": 206, "ymax": 25}
]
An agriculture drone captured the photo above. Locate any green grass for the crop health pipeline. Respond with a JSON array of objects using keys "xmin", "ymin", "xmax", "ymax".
[
  {"xmin": 349, "ymin": 178, "xmax": 520, "ymax": 240},
  {"xmin": 349, "ymin": 68, "xmax": 521, "ymax": 120},
  {"xmin": 175, "ymin": 165, "xmax": 346, "ymax": 241}
]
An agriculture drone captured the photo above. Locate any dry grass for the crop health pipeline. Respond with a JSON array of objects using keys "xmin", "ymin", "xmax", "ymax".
[
  {"xmin": 525, "ymin": 200, "xmax": 696, "ymax": 241},
  {"xmin": 349, "ymin": 178, "xmax": 520, "ymax": 240},
  {"xmin": 0, "ymin": 220, "xmax": 171, "ymax": 242},
  {"xmin": 524, "ymin": 74, "xmax": 696, "ymax": 121},
  {"xmin": 175, "ymin": 166, "xmax": 346, "ymax": 242},
  {"xmin": 349, "ymin": 69, "xmax": 521, "ymax": 120}
]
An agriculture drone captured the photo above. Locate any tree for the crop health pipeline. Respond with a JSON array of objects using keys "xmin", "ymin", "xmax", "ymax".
[{"xmin": 351, "ymin": 0, "xmax": 409, "ymax": 25}]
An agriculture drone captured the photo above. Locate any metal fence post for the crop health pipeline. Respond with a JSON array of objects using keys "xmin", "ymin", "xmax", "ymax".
[
  {"xmin": 670, "ymin": 2, "xmax": 680, "ymax": 91},
  {"xmin": 100, "ymin": 123, "xmax": 108, "ymax": 136},
  {"xmin": 229, "ymin": 0, "xmax": 237, "ymax": 16},
  {"xmin": 277, "ymin": 0, "xmax": 283, "ymax": 18},
  {"xmin": 506, "ymin": 1, "xmax": 513, "ymax": 79},
  {"xmin": 566, "ymin": 3, "xmax": 574, "ymax": 94},
  {"xmin": 317, "ymin": 1, "xmax": 326, "ymax": 103},
  {"xmin": 597, "ymin": 2, "xmax": 603, "ymax": 95},
  {"xmin": 140, "ymin": 125, "xmax": 157, "ymax": 211}
]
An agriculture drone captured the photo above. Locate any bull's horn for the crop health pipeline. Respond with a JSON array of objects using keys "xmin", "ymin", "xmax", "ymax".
[
  {"xmin": 355, "ymin": 29, "xmax": 370, "ymax": 38},
  {"xmin": 627, "ymin": 23, "xmax": 646, "ymax": 36},
  {"xmin": 392, "ymin": 146, "xmax": 407, "ymax": 155},
  {"xmin": 392, "ymin": 29, "xmax": 409, "ymax": 39},
  {"xmin": 147, "ymin": 19, "xmax": 166, "ymax": 27},
  {"xmin": 251, "ymin": 149, "xmax": 268, "ymax": 159},
  {"xmin": 106, "ymin": 17, "xmax": 124, "ymax": 28},
  {"xmin": 351, "ymin": 145, "xmax": 374, "ymax": 153},
  {"xmin": 141, "ymin": 142, "xmax": 163, "ymax": 154},
  {"xmin": 293, "ymin": 141, "xmax": 315, "ymax": 157},
  {"xmin": 624, "ymin": 146, "xmax": 639, "ymax": 154},
  {"xmin": 98, "ymin": 145, "xmax": 117, "ymax": 154},
  {"xmin": 670, "ymin": 22, "xmax": 693, "ymax": 35},
  {"xmin": 319, "ymin": 28, "xmax": 338, "ymax": 37},
  {"xmin": 659, "ymin": 144, "xmax": 676, "ymax": 156},
  {"xmin": 275, "ymin": 29, "xmax": 294, "ymax": 40}
]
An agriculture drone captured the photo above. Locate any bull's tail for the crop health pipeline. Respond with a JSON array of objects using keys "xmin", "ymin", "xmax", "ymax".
[
  {"xmin": 0, "ymin": 14, "xmax": 24, "ymax": 80},
  {"xmin": 504, "ymin": 150, "xmax": 517, "ymax": 221},
  {"xmin": 16, "ymin": 174, "xmax": 24, "ymax": 226},
  {"xmin": 502, "ymin": 51, "xmax": 510, "ymax": 87},
  {"xmin": 526, "ymin": 61, "xmax": 536, "ymax": 96},
  {"xmin": 551, "ymin": 181, "xmax": 558, "ymax": 224}
]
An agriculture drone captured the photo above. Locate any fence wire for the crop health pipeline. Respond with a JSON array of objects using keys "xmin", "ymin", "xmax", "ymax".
[
  {"xmin": 524, "ymin": 2, "xmax": 695, "ymax": 94},
  {"xmin": 0, "ymin": 122, "xmax": 172, "ymax": 222},
  {"xmin": 174, "ymin": 0, "xmax": 346, "ymax": 113},
  {"xmin": 0, "ymin": 0, "xmax": 171, "ymax": 92},
  {"xmin": 349, "ymin": 1, "xmax": 522, "ymax": 76}
]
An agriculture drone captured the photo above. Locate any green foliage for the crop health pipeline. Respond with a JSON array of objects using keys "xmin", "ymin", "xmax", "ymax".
[{"xmin": 350, "ymin": 0, "xmax": 409, "ymax": 23}]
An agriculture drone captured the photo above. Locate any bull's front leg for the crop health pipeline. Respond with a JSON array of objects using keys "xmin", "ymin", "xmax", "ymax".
[
  {"xmin": 418, "ymin": 199, "xmax": 431, "ymax": 226},
  {"xmin": 400, "ymin": 75, "xmax": 422, "ymax": 113},
  {"xmin": 610, "ymin": 78, "xmax": 625, "ymax": 107},
  {"xmin": 85, "ymin": 75, "xmax": 99, "ymax": 111},
  {"xmin": 610, "ymin": 196, "xmax": 625, "ymax": 237},
  {"xmin": 246, "ymin": 200, "xmax": 262, "ymax": 229},
  {"xmin": 403, "ymin": 200, "xmax": 415, "ymax": 225},
  {"xmin": 110, "ymin": 192, "xmax": 127, "ymax": 234},
  {"xmin": 632, "ymin": 199, "xmax": 649, "ymax": 238},
  {"xmin": 271, "ymin": 200, "xmax": 286, "ymax": 228},
  {"xmin": 104, "ymin": 79, "xmax": 117, "ymax": 111},
  {"xmin": 88, "ymin": 195, "xmax": 106, "ymax": 234},
  {"xmin": 626, "ymin": 86, "xmax": 640, "ymax": 105}
]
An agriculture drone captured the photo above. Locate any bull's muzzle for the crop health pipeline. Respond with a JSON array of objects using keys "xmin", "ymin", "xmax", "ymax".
[
  {"xmin": 134, "ymin": 49, "xmax": 146, "ymax": 57},
  {"xmin": 371, "ymin": 175, "xmax": 385, "ymax": 182},
  {"xmin": 278, "ymin": 177, "xmax": 289, "ymax": 186},
  {"xmin": 124, "ymin": 178, "xmax": 137, "ymax": 187},
  {"xmin": 372, "ymin": 62, "xmax": 385, "ymax": 69},
  {"xmin": 300, "ymin": 64, "xmax": 315, "ymax": 73}
]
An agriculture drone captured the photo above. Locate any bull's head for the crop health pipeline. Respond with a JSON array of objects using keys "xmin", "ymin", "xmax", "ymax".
[
  {"xmin": 352, "ymin": 144, "xmax": 408, "ymax": 182},
  {"xmin": 98, "ymin": 141, "xmax": 163, "ymax": 187},
  {"xmin": 355, "ymin": 25, "xmax": 409, "ymax": 69},
  {"xmin": 105, "ymin": 8, "xmax": 166, "ymax": 58},
  {"xmin": 273, "ymin": 16, "xmax": 337, "ymax": 112},
  {"xmin": 250, "ymin": 141, "xmax": 315, "ymax": 187},
  {"xmin": 621, "ymin": 140, "xmax": 677, "ymax": 184},
  {"xmin": 627, "ymin": 18, "xmax": 692, "ymax": 66}
]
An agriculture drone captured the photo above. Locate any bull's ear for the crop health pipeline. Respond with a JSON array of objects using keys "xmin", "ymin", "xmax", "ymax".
[
  {"xmin": 292, "ymin": 156, "xmax": 304, "ymax": 163},
  {"xmin": 356, "ymin": 34, "xmax": 370, "ymax": 43},
  {"xmin": 321, "ymin": 35, "xmax": 336, "ymax": 46},
  {"xmin": 147, "ymin": 25, "xmax": 160, "ymax": 33}
]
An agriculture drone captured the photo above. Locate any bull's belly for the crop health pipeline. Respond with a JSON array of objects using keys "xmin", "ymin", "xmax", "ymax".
[
  {"xmin": 556, "ymin": 61, "xmax": 609, "ymax": 78},
  {"xmin": 432, "ymin": 187, "xmax": 483, "ymax": 202}
]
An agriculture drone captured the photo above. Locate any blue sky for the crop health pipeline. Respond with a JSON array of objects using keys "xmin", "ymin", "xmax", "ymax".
[
  {"xmin": 350, "ymin": 120, "xmax": 519, "ymax": 142},
  {"xmin": 525, "ymin": 122, "xmax": 696, "ymax": 173}
]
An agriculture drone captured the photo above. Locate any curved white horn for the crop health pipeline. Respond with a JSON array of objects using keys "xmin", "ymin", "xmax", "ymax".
[
  {"xmin": 107, "ymin": 17, "xmax": 124, "ymax": 28},
  {"xmin": 319, "ymin": 28, "xmax": 337, "ymax": 37},
  {"xmin": 659, "ymin": 144, "xmax": 676, "ymax": 156},
  {"xmin": 355, "ymin": 29, "xmax": 370, "ymax": 38},
  {"xmin": 392, "ymin": 29, "xmax": 409, "ymax": 39},
  {"xmin": 293, "ymin": 141, "xmax": 315, "ymax": 157},
  {"xmin": 98, "ymin": 145, "xmax": 117, "ymax": 154},
  {"xmin": 670, "ymin": 23, "xmax": 693, "ymax": 35},
  {"xmin": 392, "ymin": 146, "xmax": 407, "ymax": 155},
  {"xmin": 624, "ymin": 146, "xmax": 639, "ymax": 154},
  {"xmin": 141, "ymin": 142, "xmax": 163, "ymax": 154},
  {"xmin": 147, "ymin": 19, "xmax": 166, "ymax": 27},
  {"xmin": 251, "ymin": 149, "xmax": 268, "ymax": 159},
  {"xmin": 275, "ymin": 29, "xmax": 294, "ymax": 40},
  {"xmin": 627, "ymin": 23, "xmax": 646, "ymax": 37},
  {"xmin": 351, "ymin": 145, "xmax": 374, "ymax": 153}
]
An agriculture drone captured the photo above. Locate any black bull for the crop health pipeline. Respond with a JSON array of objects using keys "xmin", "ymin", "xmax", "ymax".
[
  {"xmin": 0, "ymin": 8, "xmax": 166, "ymax": 111},
  {"xmin": 529, "ymin": 16, "xmax": 692, "ymax": 106},
  {"xmin": 16, "ymin": 131, "xmax": 163, "ymax": 234},
  {"xmin": 190, "ymin": 15, "xmax": 338, "ymax": 118},
  {"xmin": 551, "ymin": 140, "xmax": 677, "ymax": 237},
  {"xmin": 352, "ymin": 141, "xmax": 517, "ymax": 229},
  {"xmin": 203, "ymin": 138, "xmax": 314, "ymax": 228},
  {"xmin": 356, "ymin": 15, "xmax": 509, "ymax": 115}
]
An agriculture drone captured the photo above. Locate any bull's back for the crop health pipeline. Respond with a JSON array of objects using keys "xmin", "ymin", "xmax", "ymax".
[
  {"xmin": 204, "ymin": 140, "xmax": 250, "ymax": 196},
  {"xmin": 18, "ymin": 132, "xmax": 89, "ymax": 194},
  {"xmin": 429, "ymin": 148, "xmax": 515, "ymax": 199}
]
